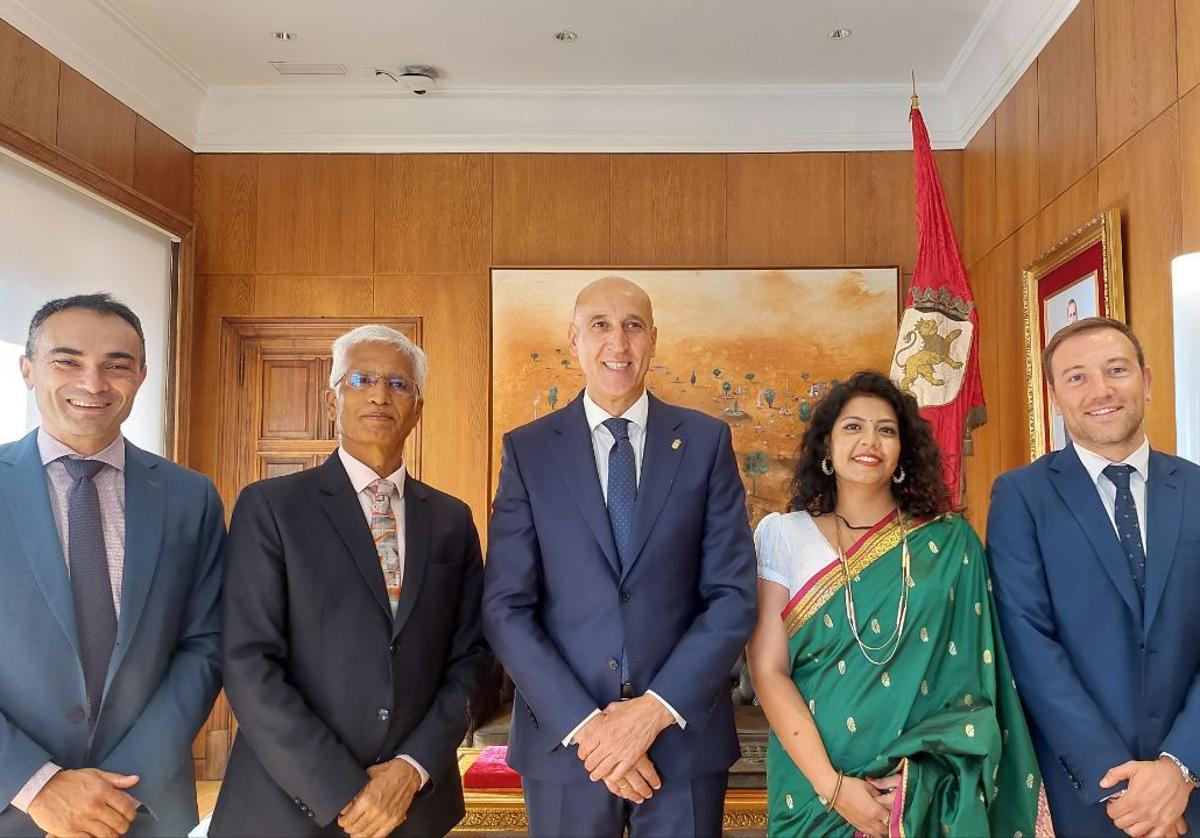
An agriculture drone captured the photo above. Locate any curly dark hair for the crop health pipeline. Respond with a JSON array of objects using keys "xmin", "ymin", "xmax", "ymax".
[{"xmin": 788, "ymin": 370, "xmax": 951, "ymax": 519}]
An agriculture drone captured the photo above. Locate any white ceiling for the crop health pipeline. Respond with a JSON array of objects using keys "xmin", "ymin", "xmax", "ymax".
[{"xmin": 0, "ymin": 0, "xmax": 1080, "ymax": 152}]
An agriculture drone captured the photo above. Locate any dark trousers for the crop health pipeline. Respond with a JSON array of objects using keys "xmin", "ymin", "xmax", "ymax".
[{"xmin": 522, "ymin": 771, "xmax": 728, "ymax": 838}]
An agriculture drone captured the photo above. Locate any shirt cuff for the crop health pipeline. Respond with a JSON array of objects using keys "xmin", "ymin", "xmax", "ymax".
[
  {"xmin": 396, "ymin": 755, "xmax": 430, "ymax": 789},
  {"xmin": 646, "ymin": 690, "xmax": 687, "ymax": 730},
  {"xmin": 11, "ymin": 762, "xmax": 62, "ymax": 813},
  {"xmin": 562, "ymin": 709, "xmax": 602, "ymax": 748}
]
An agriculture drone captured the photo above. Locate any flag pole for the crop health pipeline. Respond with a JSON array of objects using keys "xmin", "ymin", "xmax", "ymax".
[{"xmin": 911, "ymin": 70, "xmax": 919, "ymax": 109}]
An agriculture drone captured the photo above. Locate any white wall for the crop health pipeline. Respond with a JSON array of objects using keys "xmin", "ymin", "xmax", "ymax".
[{"xmin": 0, "ymin": 150, "xmax": 174, "ymax": 454}]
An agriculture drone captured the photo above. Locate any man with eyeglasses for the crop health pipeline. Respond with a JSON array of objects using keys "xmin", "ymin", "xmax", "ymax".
[{"xmin": 211, "ymin": 324, "xmax": 490, "ymax": 838}]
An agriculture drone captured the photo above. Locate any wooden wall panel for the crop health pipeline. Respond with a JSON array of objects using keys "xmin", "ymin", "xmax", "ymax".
[
  {"xmin": 995, "ymin": 66, "xmax": 1040, "ymax": 239},
  {"xmin": 256, "ymin": 154, "xmax": 375, "ymax": 275},
  {"xmin": 1180, "ymin": 84, "xmax": 1200, "ymax": 251},
  {"xmin": 845, "ymin": 152, "xmax": 916, "ymax": 275},
  {"xmin": 962, "ymin": 117, "xmax": 997, "ymax": 267},
  {"xmin": 1037, "ymin": 0, "xmax": 1098, "ymax": 206},
  {"xmin": 1098, "ymin": 105, "xmax": 1181, "ymax": 451},
  {"xmin": 374, "ymin": 154, "xmax": 491, "ymax": 274},
  {"xmin": 963, "ymin": 253, "xmax": 1000, "ymax": 533},
  {"xmin": 727, "ymin": 153, "xmax": 845, "ymax": 266},
  {"xmin": 994, "ymin": 223, "xmax": 1040, "ymax": 474},
  {"xmin": 492, "ymin": 154, "xmax": 610, "ymax": 265},
  {"xmin": 1095, "ymin": 0, "xmax": 1178, "ymax": 158},
  {"xmin": 1037, "ymin": 169, "xmax": 1099, "ymax": 252},
  {"xmin": 55, "ymin": 66, "xmax": 136, "ymax": 185},
  {"xmin": 134, "ymin": 117, "xmax": 193, "ymax": 218},
  {"xmin": 0, "ymin": 19, "xmax": 59, "ymax": 144},
  {"xmin": 610, "ymin": 154, "xmax": 726, "ymax": 264},
  {"xmin": 1178, "ymin": 0, "xmax": 1200, "ymax": 96},
  {"xmin": 194, "ymin": 154, "xmax": 258, "ymax": 274},
  {"xmin": 253, "ymin": 275, "xmax": 374, "ymax": 316},
  {"xmin": 374, "ymin": 275, "xmax": 489, "ymax": 527}
]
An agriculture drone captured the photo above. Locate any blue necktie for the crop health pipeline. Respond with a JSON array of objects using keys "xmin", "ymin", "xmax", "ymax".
[
  {"xmin": 603, "ymin": 418, "xmax": 637, "ymax": 573},
  {"xmin": 1103, "ymin": 464, "xmax": 1146, "ymax": 604},
  {"xmin": 61, "ymin": 457, "xmax": 117, "ymax": 724}
]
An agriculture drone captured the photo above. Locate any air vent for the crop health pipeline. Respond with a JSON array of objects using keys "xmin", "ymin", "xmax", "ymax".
[{"xmin": 269, "ymin": 61, "xmax": 347, "ymax": 76}]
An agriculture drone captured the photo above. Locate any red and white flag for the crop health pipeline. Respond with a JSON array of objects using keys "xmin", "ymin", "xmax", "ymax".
[{"xmin": 889, "ymin": 98, "xmax": 985, "ymax": 502}]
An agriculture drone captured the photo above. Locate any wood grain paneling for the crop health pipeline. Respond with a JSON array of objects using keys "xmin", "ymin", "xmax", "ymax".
[
  {"xmin": 1037, "ymin": 169, "xmax": 1099, "ymax": 253},
  {"xmin": 1179, "ymin": 0, "xmax": 1200, "ymax": 96},
  {"xmin": 492, "ymin": 154, "xmax": 610, "ymax": 265},
  {"xmin": 727, "ymin": 153, "xmax": 845, "ymax": 265},
  {"xmin": 55, "ymin": 66, "xmax": 136, "ymax": 185},
  {"xmin": 133, "ymin": 116, "xmax": 193, "ymax": 218},
  {"xmin": 0, "ymin": 20, "xmax": 59, "ymax": 143},
  {"xmin": 610, "ymin": 154, "xmax": 726, "ymax": 264},
  {"xmin": 1179, "ymin": 84, "xmax": 1200, "ymax": 251},
  {"xmin": 256, "ymin": 154, "xmax": 375, "ymax": 275},
  {"xmin": 1095, "ymin": 0, "xmax": 1178, "ymax": 158},
  {"xmin": 374, "ymin": 275, "xmax": 489, "ymax": 527},
  {"xmin": 253, "ymin": 275, "xmax": 374, "ymax": 316},
  {"xmin": 964, "ymin": 252, "xmax": 1001, "ymax": 533},
  {"xmin": 995, "ymin": 66, "xmax": 1040, "ymax": 239},
  {"xmin": 963, "ymin": 117, "xmax": 997, "ymax": 268},
  {"xmin": 375, "ymin": 154, "xmax": 491, "ymax": 274},
  {"xmin": 1098, "ymin": 105, "xmax": 1181, "ymax": 451},
  {"xmin": 1038, "ymin": 0, "xmax": 1098, "ymax": 206},
  {"xmin": 995, "ymin": 222, "xmax": 1039, "ymax": 474},
  {"xmin": 194, "ymin": 155, "xmax": 258, "ymax": 274},
  {"xmin": 845, "ymin": 152, "xmax": 916, "ymax": 274}
]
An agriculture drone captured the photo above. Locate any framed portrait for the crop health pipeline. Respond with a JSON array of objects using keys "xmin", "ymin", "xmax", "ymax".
[
  {"xmin": 491, "ymin": 266, "xmax": 901, "ymax": 527},
  {"xmin": 1021, "ymin": 208, "xmax": 1125, "ymax": 459}
]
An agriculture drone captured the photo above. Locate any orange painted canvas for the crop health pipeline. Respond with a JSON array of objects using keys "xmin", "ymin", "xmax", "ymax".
[{"xmin": 491, "ymin": 267, "xmax": 900, "ymax": 526}]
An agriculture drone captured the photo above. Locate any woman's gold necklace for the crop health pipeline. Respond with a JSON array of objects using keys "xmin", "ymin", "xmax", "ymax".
[{"xmin": 836, "ymin": 507, "xmax": 912, "ymax": 667}]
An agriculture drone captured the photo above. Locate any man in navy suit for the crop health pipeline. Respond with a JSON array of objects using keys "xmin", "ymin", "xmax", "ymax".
[
  {"xmin": 0, "ymin": 294, "xmax": 224, "ymax": 837},
  {"xmin": 483, "ymin": 276, "xmax": 757, "ymax": 837},
  {"xmin": 988, "ymin": 317, "xmax": 1200, "ymax": 836}
]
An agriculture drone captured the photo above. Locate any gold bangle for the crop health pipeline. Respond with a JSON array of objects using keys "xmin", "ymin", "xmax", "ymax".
[{"xmin": 822, "ymin": 771, "xmax": 844, "ymax": 812}]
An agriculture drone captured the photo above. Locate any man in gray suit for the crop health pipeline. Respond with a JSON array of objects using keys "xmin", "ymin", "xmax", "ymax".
[{"xmin": 0, "ymin": 294, "xmax": 224, "ymax": 837}]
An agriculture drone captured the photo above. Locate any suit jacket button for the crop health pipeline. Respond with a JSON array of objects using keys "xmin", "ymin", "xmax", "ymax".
[
  {"xmin": 389, "ymin": 641, "xmax": 397, "ymax": 655},
  {"xmin": 377, "ymin": 708, "xmax": 391, "ymax": 721},
  {"xmin": 607, "ymin": 658, "xmax": 619, "ymax": 671},
  {"xmin": 66, "ymin": 707, "xmax": 85, "ymax": 723},
  {"xmin": 620, "ymin": 590, "xmax": 631, "ymax": 603}
]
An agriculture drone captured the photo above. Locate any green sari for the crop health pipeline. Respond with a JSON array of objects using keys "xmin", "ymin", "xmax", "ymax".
[{"xmin": 766, "ymin": 512, "xmax": 1041, "ymax": 837}]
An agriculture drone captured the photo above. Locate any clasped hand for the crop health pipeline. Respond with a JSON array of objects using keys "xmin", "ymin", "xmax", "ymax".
[
  {"xmin": 574, "ymin": 696, "xmax": 673, "ymax": 803},
  {"xmin": 28, "ymin": 768, "xmax": 141, "ymax": 838},
  {"xmin": 338, "ymin": 759, "xmax": 422, "ymax": 838},
  {"xmin": 1100, "ymin": 757, "xmax": 1193, "ymax": 837}
]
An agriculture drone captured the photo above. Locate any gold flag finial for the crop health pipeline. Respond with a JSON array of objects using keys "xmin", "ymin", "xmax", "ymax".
[{"xmin": 911, "ymin": 70, "xmax": 920, "ymax": 109}]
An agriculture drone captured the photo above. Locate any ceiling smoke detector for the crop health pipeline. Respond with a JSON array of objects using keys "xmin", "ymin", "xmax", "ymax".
[
  {"xmin": 372, "ymin": 64, "xmax": 439, "ymax": 94},
  {"xmin": 828, "ymin": 28, "xmax": 852, "ymax": 40}
]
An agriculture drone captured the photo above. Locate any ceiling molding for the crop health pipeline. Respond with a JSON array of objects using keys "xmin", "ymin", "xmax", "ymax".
[{"xmin": 1, "ymin": 0, "xmax": 1081, "ymax": 153}]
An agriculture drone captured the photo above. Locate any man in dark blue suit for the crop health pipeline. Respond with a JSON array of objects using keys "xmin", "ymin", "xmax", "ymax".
[
  {"xmin": 483, "ymin": 276, "xmax": 757, "ymax": 837},
  {"xmin": 0, "ymin": 295, "xmax": 224, "ymax": 836},
  {"xmin": 988, "ymin": 317, "xmax": 1200, "ymax": 836}
]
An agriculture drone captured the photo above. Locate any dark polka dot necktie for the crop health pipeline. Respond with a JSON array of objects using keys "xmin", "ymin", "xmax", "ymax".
[
  {"xmin": 603, "ymin": 418, "xmax": 637, "ymax": 575},
  {"xmin": 1102, "ymin": 463, "xmax": 1146, "ymax": 604},
  {"xmin": 60, "ymin": 456, "xmax": 117, "ymax": 725}
]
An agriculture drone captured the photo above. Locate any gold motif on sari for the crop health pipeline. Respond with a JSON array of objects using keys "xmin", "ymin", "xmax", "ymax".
[
  {"xmin": 846, "ymin": 717, "xmax": 857, "ymax": 733},
  {"xmin": 1025, "ymin": 774, "xmax": 1035, "ymax": 789},
  {"xmin": 975, "ymin": 601, "xmax": 982, "ymax": 615},
  {"xmin": 881, "ymin": 671, "xmax": 891, "ymax": 687},
  {"xmin": 870, "ymin": 617, "xmax": 882, "ymax": 634},
  {"xmin": 948, "ymin": 641, "xmax": 958, "ymax": 656},
  {"xmin": 920, "ymin": 680, "xmax": 929, "ymax": 695},
  {"xmin": 964, "ymin": 693, "xmax": 973, "ymax": 707},
  {"xmin": 965, "ymin": 723, "xmax": 975, "ymax": 738},
  {"xmin": 920, "ymin": 626, "xmax": 929, "ymax": 642},
  {"xmin": 929, "ymin": 541, "xmax": 939, "ymax": 554},
  {"xmin": 984, "ymin": 649, "xmax": 993, "ymax": 665},
  {"xmin": 823, "ymin": 613, "xmax": 833, "ymax": 629},
  {"xmin": 837, "ymin": 659, "xmax": 846, "ymax": 675}
]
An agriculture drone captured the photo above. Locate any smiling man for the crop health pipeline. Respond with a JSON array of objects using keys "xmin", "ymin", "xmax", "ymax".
[
  {"xmin": 483, "ymin": 276, "xmax": 757, "ymax": 837},
  {"xmin": 0, "ymin": 294, "xmax": 224, "ymax": 837},
  {"xmin": 987, "ymin": 317, "xmax": 1200, "ymax": 836},
  {"xmin": 211, "ymin": 324, "xmax": 489, "ymax": 837}
]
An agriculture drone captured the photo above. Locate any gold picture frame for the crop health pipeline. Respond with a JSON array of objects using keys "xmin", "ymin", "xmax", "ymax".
[{"xmin": 1021, "ymin": 208, "xmax": 1125, "ymax": 460}]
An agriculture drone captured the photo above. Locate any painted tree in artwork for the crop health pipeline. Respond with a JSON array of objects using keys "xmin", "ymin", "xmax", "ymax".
[
  {"xmin": 548, "ymin": 384, "xmax": 559, "ymax": 410},
  {"xmin": 690, "ymin": 370, "xmax": 697, "ymax": 386},
  {"xmin": 561, "ymin": 358, "xmax": 570, "ymax": 368},
  {"xmin": 763, "ymin": 388, "xmax": 776, "ymax": 408},
  {"xmin": 722, "ymin": 381, "xmax": 732, "ymax": 398},
  {"xmin": 799, "ymin": 402, "xmax": 812, "ymax": 424},
  {"xmin": 745, "ymin": 372, "xmax": 755, "ymax": 382},
  {"xmin": 743, "ymin": 450, "xmax": 770, "ymax": 495}
]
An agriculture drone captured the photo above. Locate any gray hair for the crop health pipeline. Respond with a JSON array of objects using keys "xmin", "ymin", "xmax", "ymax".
[{"xmin": 329, "ymin": 324, "xmax": 428, "ymax": 396}]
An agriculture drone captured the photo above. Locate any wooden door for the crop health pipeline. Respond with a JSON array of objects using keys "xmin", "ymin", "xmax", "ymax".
[{"xmin": 193, "ymin": 317, "xmax": 422, "ymax": 780}]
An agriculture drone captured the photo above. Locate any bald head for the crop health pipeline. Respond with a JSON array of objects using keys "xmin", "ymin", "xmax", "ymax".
[
  {"xmin": 567, "ymin": 275, "xmax": 658, "ymax": 416},
  {"xmin": 572, "ymin": 276, "xmax": 654, "ymax": 326}
]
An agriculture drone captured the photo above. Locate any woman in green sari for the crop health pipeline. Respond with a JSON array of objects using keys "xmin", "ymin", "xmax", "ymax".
[{"xmin": 746, "ymin": 372, "xmax": 1042, "ymax": 837}]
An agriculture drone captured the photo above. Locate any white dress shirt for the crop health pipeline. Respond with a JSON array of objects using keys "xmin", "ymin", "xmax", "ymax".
[
  {"xmin": 562, "ymin": 390, "xmax": 686, "ymax": 747},
  {"xmin": 336, "ymin": 448, "xmax": 428, "ymax": 787},
  {"xmin": 1072, "ymin": 438, "xmax": 1149, "ymax": 553}
]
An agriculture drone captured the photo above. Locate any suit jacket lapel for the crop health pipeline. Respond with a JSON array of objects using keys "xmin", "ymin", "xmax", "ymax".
[
  {"xmin": 319, "ymin": 453, "xmax": 392, "ymax": 617},
  {"xmin": 0, "ymin": 431, "xmax": 79, "ymax": 656},
  {"xmin": 1143, "ymin": 451, "xmax": 1182, "ymax": 634},
  {"xmin": 1049, "ymin": 446, "xmax": 1142, "ymax": 620},
  {"xmin": 550, "ymin": 397, "xmax": 621, "ymax": 578},
  {"xmin": 624, "ymin": 395, "xmax": 685, "ymax": 580},
  {"xmin": 106, "ymin": 442, "xmax": 165, "ymax": 692},
  {"xmin": 392, "ymin": 479, "xmax": 431, "ymax": 639}
]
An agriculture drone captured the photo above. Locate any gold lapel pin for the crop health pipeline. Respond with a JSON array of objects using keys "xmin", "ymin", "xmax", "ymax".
[{"xmin": 671, "ymin": 438, "xmax": 682, "ymax": 450}]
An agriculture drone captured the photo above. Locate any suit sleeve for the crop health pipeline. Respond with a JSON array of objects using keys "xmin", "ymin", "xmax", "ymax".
[
  {"xmin": 482, "ymin": 434, "xmax": 600, "ymax": 745},
  {"xmin": 395, "ymin": 504, "xmax": 490, "ymax": 787},
  {"xmin": 986, "ymin": 473, "xmax": 1133, "ymax": 804},
  {"xmin": 645, "ymin": 422, "xmax": 758, "ymax": 732},
  {"xmin": 97, "ymin": 480, "xmax": 225, "ymax": 805},
  {"xmin": 220, "ymin": 483, "xmax": 368, "ymax": 827},
  {"xmin": 0, "ymin": 715, "xmax": 54, "ymax": 815}
]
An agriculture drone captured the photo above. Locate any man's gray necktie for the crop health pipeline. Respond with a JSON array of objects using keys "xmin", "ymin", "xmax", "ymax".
[
  {"xmin": 1103, "ymin": 463, "xmax": 1146, "ymax": 605},
  {"xmin": 61, "ymin": 457, "xmax": 117, "ymax": 724}
]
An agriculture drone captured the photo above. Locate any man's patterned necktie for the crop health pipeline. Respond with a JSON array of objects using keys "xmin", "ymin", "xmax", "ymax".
[{"xmin": 368, "ymin": 479, "xmax": 401, "ymax": 616}]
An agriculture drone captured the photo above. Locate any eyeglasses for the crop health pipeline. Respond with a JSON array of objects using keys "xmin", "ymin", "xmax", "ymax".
[{"xmin": 337, "ymin": 370, "xmax": 418, "ymax": 396}]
